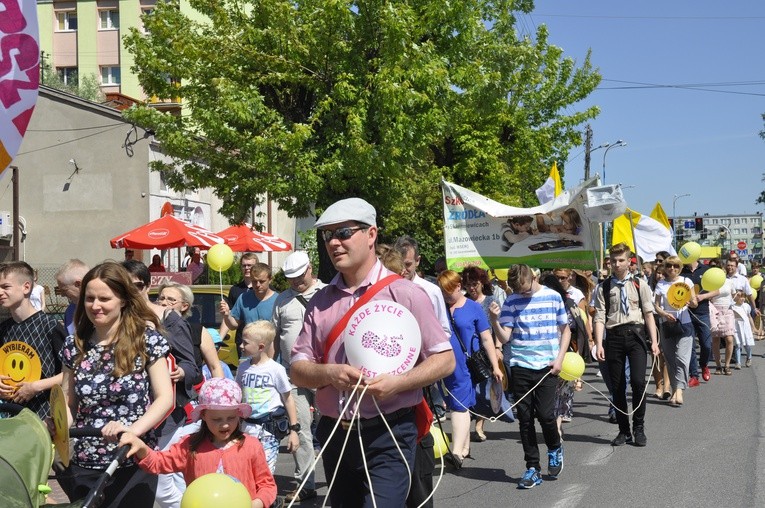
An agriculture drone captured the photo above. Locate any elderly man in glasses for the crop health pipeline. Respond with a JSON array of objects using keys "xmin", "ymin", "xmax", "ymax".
[{"xmin": 291, "ymin": 197, "xmax": 455, "ymax": 507}]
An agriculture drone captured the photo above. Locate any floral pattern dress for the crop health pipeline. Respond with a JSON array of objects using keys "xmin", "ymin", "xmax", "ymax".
[{"xmin": 62, "ymin": 327, "xmax": 169, "ymax": 468}]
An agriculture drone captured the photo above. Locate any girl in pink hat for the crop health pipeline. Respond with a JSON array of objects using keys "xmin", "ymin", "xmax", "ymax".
[{"xmin": 120, "ymin": 378, "xmax": 277, "ymax": 507}]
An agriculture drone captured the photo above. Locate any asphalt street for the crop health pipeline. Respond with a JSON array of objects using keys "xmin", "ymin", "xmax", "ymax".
[{"xmin": 273, "ymin": 342, "xmax": 765, "ymax": 507}]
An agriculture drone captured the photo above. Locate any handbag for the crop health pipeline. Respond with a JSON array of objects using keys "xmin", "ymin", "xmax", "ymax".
[{"xmin": 449, "ymin": 312, "xmax": 492, "ymax": 383}]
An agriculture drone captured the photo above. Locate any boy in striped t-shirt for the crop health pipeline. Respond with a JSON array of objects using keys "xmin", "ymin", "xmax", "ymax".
[{"xmin": 489, "ymin": 264, "xmax": 570, "ymax": 489}]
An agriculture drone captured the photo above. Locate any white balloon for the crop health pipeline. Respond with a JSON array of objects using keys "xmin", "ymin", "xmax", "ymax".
[{"xmin": 343, "ymin": 300, "xmax": 421, "ymax": 378}]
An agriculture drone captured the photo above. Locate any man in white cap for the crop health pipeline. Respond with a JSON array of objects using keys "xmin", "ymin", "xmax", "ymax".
[
  {"xmin": 271, "ymin": 251, "xmax": 325, "ymax": 503},
  {"xmin": 291, "ymin": 197, "xmax": 455, "ymax": 507}
]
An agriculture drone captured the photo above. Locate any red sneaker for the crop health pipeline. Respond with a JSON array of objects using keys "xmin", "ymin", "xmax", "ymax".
[
  {"xmin": 688, "ymin": 376, "xmax": 700, "ymax": 387},
  {"xmin": 702, "ymin": 366, "xmax": 711, "ymax": 382}
]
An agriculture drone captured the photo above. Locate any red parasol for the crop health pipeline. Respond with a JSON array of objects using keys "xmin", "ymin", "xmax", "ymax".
[
  {"xmin": 110, "ymin": 215, "xmax": 224, "ymax": 250},
  {"xmin": 215, "ymin": 224, "xmax": 292, "ymax": 252}
]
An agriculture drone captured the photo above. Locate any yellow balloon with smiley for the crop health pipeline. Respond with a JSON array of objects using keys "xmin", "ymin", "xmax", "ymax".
[
  {"xmin": 667, "ymin": 281, "xmax": 692, "ymax": 310},
  {"xmin": 0, "ymin": 341, "xmax": 42, "ymax": 388}
]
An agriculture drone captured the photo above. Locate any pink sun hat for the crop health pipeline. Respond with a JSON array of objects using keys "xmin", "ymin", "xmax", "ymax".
[{"xmin": 190, "ymin": 378, "xmax": 252, "ymax": 422}]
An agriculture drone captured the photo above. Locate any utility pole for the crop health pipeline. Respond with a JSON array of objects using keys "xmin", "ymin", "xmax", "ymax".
[
  {"xmin": 40, "ymin": 51, "xmax": 47, "ymax": 84},
  {"xmin": 583, "ymin": 124, "xmax": 593, "ymax": 180}
]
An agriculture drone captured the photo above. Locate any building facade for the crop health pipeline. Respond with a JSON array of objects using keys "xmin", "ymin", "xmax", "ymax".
[
  {"xmin": 674, "ymin": 213, "xmax": 763, "ymax": 263},
  {"xmin": 5, "ymin": 86, "xmax": 295, "ymax": 275},
  {"xmin": 37, "ymin": 0, "xmax": 158, "ymax": 98}
]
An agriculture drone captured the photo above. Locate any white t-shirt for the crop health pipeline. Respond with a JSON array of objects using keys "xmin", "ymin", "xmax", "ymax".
[
  {"xmin": 566, "ymin": 286, "xmax": 585, "ymax": 306},
  {"xmin": 30, "ymin": 285, "xmax": 44, "ymax": 311},
  {"xmin": 236, "ymin": 358, "xmax": 291, "ymax": 419},
  {"xmin": 655, "ymin": 276, "xmax": 694, "ymax": 324}
]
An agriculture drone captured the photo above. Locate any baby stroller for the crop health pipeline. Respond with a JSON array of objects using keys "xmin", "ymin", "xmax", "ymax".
[{"xmin": 0, "ymin": 403, "xmax": 127, "ymax": 508}]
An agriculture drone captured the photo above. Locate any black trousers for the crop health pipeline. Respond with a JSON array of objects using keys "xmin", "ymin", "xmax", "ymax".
[
  {"xmin": 405, "ymin": 431, "xmax": 435, "ymax": 508},
  {"xmin": 605, "ymin": 326, "xmax": 648, "ymax": 433},
  {"xmin": 511, "ymin": 366, "xmax": 560, "ymax": 470}
]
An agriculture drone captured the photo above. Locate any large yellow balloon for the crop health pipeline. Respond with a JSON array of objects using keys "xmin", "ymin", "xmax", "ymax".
[
  {"xmin": 559, "ymin": 351, "xmax": 585, "ymax": 381},
  {"xmin": 431, "ymin": 425, "xmax": 451, "ymax": 459},
  {"xmin": 701, "ymin": 267, "xmax": 726, "ymax": 292},
  {"xmin": 206, "ymin": 244, "xmax": 234, "ymax": 272},
  {"xmin": 181, "ymin": 473, "xmax": 251, "ymax": 508},
  {"xmin": 677, "ymin": 242, "xmax": 701, "ymax": 264},
  {"xmin": 751, "ymin": 274, "xmax": 763, "ymax": 291}
]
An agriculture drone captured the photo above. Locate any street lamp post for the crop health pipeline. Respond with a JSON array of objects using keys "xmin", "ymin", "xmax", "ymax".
[
  {"xmin": 600, "ymin": 140, "xmax": 627, "ymax": 252},
  {"xmin": 672, "ymin": 193, "xmax": 691, "ymax": 250},
  {"xmin": 602, "ymin": 140, "xmax": 627, "ymax": 183}
]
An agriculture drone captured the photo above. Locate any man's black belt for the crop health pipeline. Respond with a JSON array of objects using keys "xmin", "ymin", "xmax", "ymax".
[
  {"xmin": 608, "ymin": 323, "xmax": 644, "ymax": 334},
  {"xmin": 329, "ymin": 406, "xmax": 414, "ymax": 431}
]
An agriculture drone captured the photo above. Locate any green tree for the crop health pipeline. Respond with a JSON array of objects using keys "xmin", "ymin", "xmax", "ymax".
[
  {"xmin": 124, "ymin": 0, "xmax": 600, "ymax": 272},
  {"xmin": 42, "ymin": 67, "xmax": 105, "ymax": 103}
]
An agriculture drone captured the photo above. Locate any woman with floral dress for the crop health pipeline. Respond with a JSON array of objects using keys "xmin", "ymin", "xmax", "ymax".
[{"xmin": 57, "ymin": 262, "xmax": 173, "ymax": 507}]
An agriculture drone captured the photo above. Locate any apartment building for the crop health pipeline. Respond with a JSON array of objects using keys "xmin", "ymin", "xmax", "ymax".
[
  {"xmin": 36, "ymin": 0, "xmax": 159, "ymax": 98},
  {"xmin": 673, "ymin": 213, "xmax": 763, "ymax": 263}
]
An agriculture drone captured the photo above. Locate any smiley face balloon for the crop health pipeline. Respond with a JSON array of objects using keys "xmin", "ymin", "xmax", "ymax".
[
  {"xmin": 667, "ymin": 281, "xmax": 692, "ymax": 310},
  {"xmin": 0, "ymin": 341, "xmax": 42, "ymax": 387}
]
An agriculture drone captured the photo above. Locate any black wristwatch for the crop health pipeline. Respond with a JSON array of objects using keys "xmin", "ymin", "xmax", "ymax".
[{"xmin": 289, "ymin": 423, "xmax": 301, "ymax": 432}]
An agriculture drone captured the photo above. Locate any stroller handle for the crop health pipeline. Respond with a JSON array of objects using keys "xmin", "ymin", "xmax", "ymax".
[{"xmin": 69, "ymin": 427, "xmax": 109, "ymax": 438}]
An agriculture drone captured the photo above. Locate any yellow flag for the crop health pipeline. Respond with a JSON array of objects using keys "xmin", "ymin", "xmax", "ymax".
[
  {"xmin": 649, "ymin": 202, "xmax": 671, "ymax": 230},
  {"xmin": 535, "ymin": 162, "xmax": 563, "ymax": 204},
  {"xmin": 611, "ymin": 208, "xmax": 674, "ymax": 261},
  {"xmin": 551, "ymin": 162, "xmax": 562, "ymax": 197}
]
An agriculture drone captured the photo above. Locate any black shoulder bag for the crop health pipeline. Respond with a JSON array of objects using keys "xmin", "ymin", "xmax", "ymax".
[{"xmin": 449, "ymin": 312, "xmax": 492, "ymax": 384}]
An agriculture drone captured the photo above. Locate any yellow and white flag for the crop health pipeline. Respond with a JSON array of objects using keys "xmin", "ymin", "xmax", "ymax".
[
  {"xmin": 535, "ymin": 162, "xmax": 562, "ymax": 205},
  {"xmin": 612, "ymin": 208, "xmax": 675, "ymax": 262}
]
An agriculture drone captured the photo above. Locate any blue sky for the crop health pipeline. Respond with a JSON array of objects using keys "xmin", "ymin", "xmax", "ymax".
[{"xmin": 525, "ymin": 2, "xmax": 765, "ymax": 219}]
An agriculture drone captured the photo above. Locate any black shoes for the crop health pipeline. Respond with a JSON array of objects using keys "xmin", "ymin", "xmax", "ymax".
[
  {"xmin": 611, "ymin": 431, "xmax": 633, "ymax": 446},
  {"xmin": 633, "ymin": 427, "xmax": 647, "ymax": 447}
]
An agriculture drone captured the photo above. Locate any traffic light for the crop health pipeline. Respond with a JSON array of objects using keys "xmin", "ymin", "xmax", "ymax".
[
  {"xmin": 695, "ymin": 217, "xmax": 704, "ymax": 231},
  {"xmin": 668, "ymin": 218, "xmax": 674, "ymax": 230}
]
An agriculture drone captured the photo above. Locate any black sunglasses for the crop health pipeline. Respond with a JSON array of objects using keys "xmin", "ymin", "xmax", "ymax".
[{"xmin": 320, "ymin": 226, "xmax": 367, "ymax": 242}]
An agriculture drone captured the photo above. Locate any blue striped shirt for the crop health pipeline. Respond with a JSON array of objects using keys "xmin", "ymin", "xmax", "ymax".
[{"xmin": 499, "ymin": 286, "xmax": 567, "ymax": 370}]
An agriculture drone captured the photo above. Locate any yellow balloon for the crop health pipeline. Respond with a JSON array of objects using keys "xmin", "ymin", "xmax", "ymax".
[
  {"xmin": 431, "ymin": 425, "xmax": 450, "ymax": 459},
  {"xmin": 701, "ymin": 267, "xmax": 726, "ymax": 292},
  {"xmin": 181, "ymin": 473, "xmax": 251, "ymax": 508},
  {"xmin": 206, "ymin": 243, "xmax": 234, "ymax": 272},
  {"xmin": 751, "ymin": 274, "xmax": 763, "ymax": 291},
  {"xmin": 560, "ymin": 351, "xmax": 585, "ymax": 381},
  {"xmin": 677, "ymin": 242, "xmax": 701, "ymax": 264}
]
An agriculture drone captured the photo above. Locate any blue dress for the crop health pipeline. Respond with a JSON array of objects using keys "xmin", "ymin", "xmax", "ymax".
[{"xmin": 440, "ymin": 299, "xmax": 490, "ymax": 411}]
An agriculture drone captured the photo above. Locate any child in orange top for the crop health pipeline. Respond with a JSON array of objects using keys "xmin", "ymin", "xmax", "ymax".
[{"xmin": 120, "ymin": 378, "xmax": 277, "ymax": 508}]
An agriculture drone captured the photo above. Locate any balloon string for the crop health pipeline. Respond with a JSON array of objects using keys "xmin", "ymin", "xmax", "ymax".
[
  {"xmin": 441, "ymin": 370, "xmax": 551, "ymax": 422},
  {"xmin": 287, "ymin": 378, "xmax": 363, "ymax": 508},
  {"xmin": 580, "ymin": 352, "xmax": 656, "ymax": 416},
  {"xmin": 287, "ymin": 379, "xmax": 419, "ymax": 508}
]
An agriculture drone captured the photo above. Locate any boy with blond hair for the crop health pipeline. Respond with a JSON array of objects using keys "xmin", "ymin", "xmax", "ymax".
[{"xmin": 237, "ymin": 321, "xmax": 300, "ymax": 473}]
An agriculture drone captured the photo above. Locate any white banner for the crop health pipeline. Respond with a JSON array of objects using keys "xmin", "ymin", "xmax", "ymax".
[{"xmin": 441, "ymin": 178, "xmax": 603, "ymax": 272}]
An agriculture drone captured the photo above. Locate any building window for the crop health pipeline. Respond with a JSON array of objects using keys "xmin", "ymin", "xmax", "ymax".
[
  {"xmin": 56, "ymin": 11, "xmax": 78, "ymax": 31},
  {"xmin": 100, "ymin": 66, "xmax": 121, "ymax": 85},
  {"xmin": 99, "ymin": 9, "xmax": 120, "ymax": 30},
  {"xmin": 734, "ymin": 218, "xmax": 740, "ymax": 224},
  {"xmin": 742, "ymin": 228, "xmax": 748, "ymax": 234},
  {"xmin": 57, "ymin": 67, "xmax": 78, "ymax": 86}
]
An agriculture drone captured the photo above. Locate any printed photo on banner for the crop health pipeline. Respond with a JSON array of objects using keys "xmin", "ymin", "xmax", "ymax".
[{"xmin": 441, "ymin": 178, "xmax": 602, "ymax": 272}]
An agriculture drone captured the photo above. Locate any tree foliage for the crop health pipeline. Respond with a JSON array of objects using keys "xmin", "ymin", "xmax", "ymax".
[
  {"xmin": 42, "ymin": 68, "xmax": 105, "ymax": 102},
  {"xmin": 124, "ymin": 0, "xmax": 600, "ymax": 271}
]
